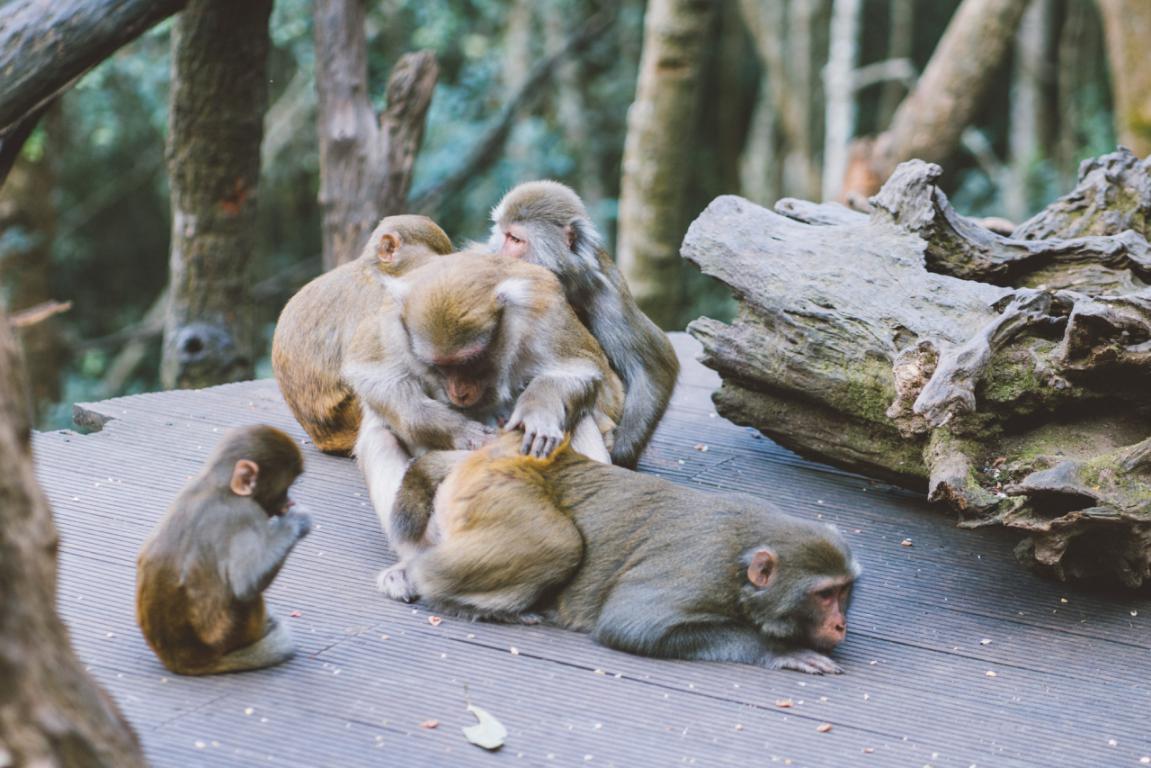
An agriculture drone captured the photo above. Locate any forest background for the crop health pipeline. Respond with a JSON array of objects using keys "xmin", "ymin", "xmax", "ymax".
[{"xmin": 0, "ymin": 0, "xmax": 1129, "ymax": 428}]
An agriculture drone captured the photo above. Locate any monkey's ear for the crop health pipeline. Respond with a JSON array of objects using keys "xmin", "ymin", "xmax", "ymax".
[
  {"xmin": 563, "ymin": 224, "xmax": 576, "ymax": 250},
  {"xmin": 230, "ymin": 459, "xmax": 259, "ymax": 496},
  {"xmin": 377, "ymin": 233, "xmax": 402, "ymax": 263},
  {"xmin": 746, "ymin": 548, "xmax": 777, "ymax": 588}
]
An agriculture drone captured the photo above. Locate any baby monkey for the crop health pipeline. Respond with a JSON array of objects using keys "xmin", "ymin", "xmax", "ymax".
[
  {"xmin": 389, "ymin": 435, "xmax": 859, "ymax": 674},
  {"xmin": 136, "ymin": 425, "xmax": 312, "ymax": 675}
]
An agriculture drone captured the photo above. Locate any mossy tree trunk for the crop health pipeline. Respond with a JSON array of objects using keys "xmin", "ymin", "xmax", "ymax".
[
  {"xmin": 686, "ymin": 148, "xmax": 1151, "ymax": 588},
  {"xmin": 161, "ymin": 0, "xmax": 272, "ymax": 389},
  {"xmin": 0, "ymin": 314, "xmax": 146, "ymax": 767},
  {"xmin": 617, "ymin": 0, "xmax": 718, "ymax": 329},
  {"xmin": 1096, "ymin": 0, "xmax": 1151, "ymax": 159},
  {"xmin": 314, "ymin": 0, "xmax": 438, "ymax": 270}
]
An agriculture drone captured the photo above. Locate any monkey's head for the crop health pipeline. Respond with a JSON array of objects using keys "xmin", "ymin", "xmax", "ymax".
[
  {"xmin": 362, "ymin": 214, "xmax": 453, "ymax": 276},
  {"xmin": 489, "ymin": 180, "xmax": 604, "ymax": 277},
  {"xmin": 210, "ymin": 425, "xmax": 304, "ymax": 517},
  {"xmin": 393, "ymin": 255, "xmax": 533, "ymax": 411},
  {"xmin": 739, "ymin": 522, "xmax": 860, "ymax": 654}
]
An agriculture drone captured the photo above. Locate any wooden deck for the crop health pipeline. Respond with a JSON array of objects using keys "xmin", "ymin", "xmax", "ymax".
[{"xmin": 33, "ymin": 334, "xmax": 1150, "ymax": 768}]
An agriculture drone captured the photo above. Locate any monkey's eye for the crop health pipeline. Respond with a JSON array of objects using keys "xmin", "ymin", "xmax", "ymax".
[
  {"xmin": 505, "ymin": 232, "xmax": 524, "ymax": 245},
  {"xmin": 815, "ymin": 587, "xmax": 836, "ymax": 601}
]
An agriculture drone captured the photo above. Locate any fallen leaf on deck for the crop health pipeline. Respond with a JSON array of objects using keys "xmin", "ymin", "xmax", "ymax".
[{"xmin": 462, "ymin": 704, "xmax": 507, "ymax": 750}]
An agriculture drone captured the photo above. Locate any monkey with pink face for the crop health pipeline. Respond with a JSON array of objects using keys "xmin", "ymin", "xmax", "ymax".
[{"xmin": 490, "ymin": 181, "xmax": 680, "ymax": 468}]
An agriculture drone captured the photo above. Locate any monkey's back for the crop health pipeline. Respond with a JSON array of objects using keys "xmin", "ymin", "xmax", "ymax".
[
  {"xmin": 548, "ymin": 456, "xmax": 825, "ymax": 630},
  {"xmin": 272, "ymin": 257, "xmax": 384, "ymax": 454}
]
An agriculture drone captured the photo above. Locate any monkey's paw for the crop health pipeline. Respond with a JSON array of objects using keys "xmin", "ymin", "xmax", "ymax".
[
  {"xmin": 453, "ymin": 422, "xmax": 498, "ymax": 451},
  {"xmin": 377, "ymin": 565, "xmax": 417, "ymax": 603},
  {"xmin": 767, "ymin": 650, "xmax": 843, "ymax": 675}
]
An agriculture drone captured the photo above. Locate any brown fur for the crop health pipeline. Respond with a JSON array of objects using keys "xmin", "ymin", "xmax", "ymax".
[{"xmin": 272, "ymin": 215, "xmax": 452, "ymax": 454}]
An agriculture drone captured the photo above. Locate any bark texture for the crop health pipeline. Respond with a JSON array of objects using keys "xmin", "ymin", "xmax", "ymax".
[
  {"xmin": 162, "ymin": 0, "xmax": 272, "ymax": 389},
  {"xmin": 843, "ymin": 0, "xmax": 1030, "ymax": 199},
  {"xmin": 0, "ymin": 0, "xmax": 186, "ymax": 133},
  {"xmin": 315, "ymin": 0, "xmax": 438, "ymax": 270},
  {"xmin": 686, "ymin": 148, "xmax": 1151, "ymax": 587},
  {"xmin": 0, "ymin": 315, "xmax": 146, "ymax": 767},
  {"xmin": 1097, "ymin": 0, "xmax": 1151, "ymax": 159},
  {"xmin": 617, "ymin": 0, "xmax": 718, "ymax": 328}
]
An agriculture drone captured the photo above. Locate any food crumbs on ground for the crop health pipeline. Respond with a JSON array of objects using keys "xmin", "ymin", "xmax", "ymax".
[
  {"xmin": 380, "ymin": 634, "xmax": 390, "ymax": 640},
  {"xmin": 194, "ymin": 741, "xmax": 206, "ymax": 749},
  {"xmin": 980, "ymin": 638, "xmax": 992, "ymax": 645},
  {"xmin": 594, "ymin": 668, "xmax": 606, "ymax": 675},
  {"xmin": 816, "ymin": 723, "xmax": 832, "ymax": 733},
  {"xmin": 900, "ymin": 538, "xmax": 913, "ymax": 547},
  {"xmin": 1107, "ymin": 739, "xmax": 1118, "ymax": 747},
  {"xmin": 734, "ymin": 724, "xmax": 744, "ymax": 731},
  {"xmin": 1138, "ymin": 756, "xmax": 1149, "ymax": 764},
  {"xmin": 774, "ymin": 699, "xmax": 793, "ymax": 708},
  {"xmin": 985, "ymin": 671, "xmax": 997, "ymax": 678},
  {"xmin": 244, "ymin": 707, "xmax": 254, "ymax": 716},
  {"xmin": 420, "ymin": 720, "xmax": 439, "ymax": 729},
  {"xmin": 1130, "ymin": 610, "xmax": 1138, "ymax": 617},
  {"xmin": 510, "ymin": 647, "xmax": 520, "ymax": 655},
  {"xmin": 863, "ymin": 747, "xmax": 875, "ymax": 754},
  {"xmin": 428, "ymin": 615, "xmax": 443, "ymax": 626},
  {"xmin": 1060, "ymin": 597, "xmax": 1068, "ymax": 604},
  {"xmin": 289, "ymin": 610, "xmax": 302, "ymax": 618}
]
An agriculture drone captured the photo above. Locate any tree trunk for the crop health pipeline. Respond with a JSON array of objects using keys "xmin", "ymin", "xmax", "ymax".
[
  {"xmin": 822, "ymin": 0, "xmax": 863, "ymax": 202},
  {"xmin": 1053, "ymin": 0, "xmax": 1108, "ymax": 188},
  {"xmin": 543, "ymin": 0, "xmax": 605, "ymax": 213},
  {"xmin": 0, "ymin": 0, "xmax": 186, "ymax": 133},
  {"xmin": 1004, "ymin": 0, "xmax": 1055, "ymax": 222},
  {"xmin": 617, "ymin": 0, "xmax": 718, "ymax": 329},
  {"xmin": 878, "ymin": 0, "xmax": 914, "ymax": 127},
  {"xmin": 0, "ymin": 105, "xmax": 63, "ymax": 418},
  {"xmin": 1096, "ymin": 0, "xmax": 1151, "ymax": 159},
  {"xmin": 736, "ymin": 0, "xmax": 785, "ymax": 206},
  {"xmin": 0, "ymin": 314, "xmax": 146, "ymax": 767},
  {"xmin": 686, "ymin": 148, "xmax": 1151, "ymax": 588},
  {"xmin": 843, "ymin": 0, "xmax": 1030, "ymax": 199},
  {"xmin": 314, "ymin": 0, "xmax": 438, "ymax": 271},
  {"xmin": 161, "ymin": 0, "xmax": 272, "ymax": 389}
]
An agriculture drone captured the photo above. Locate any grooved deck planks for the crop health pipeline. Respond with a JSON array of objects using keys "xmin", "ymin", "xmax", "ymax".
[{"xmin": 33, "ymin": 334, "xmax": 1150, "ymax": 768}]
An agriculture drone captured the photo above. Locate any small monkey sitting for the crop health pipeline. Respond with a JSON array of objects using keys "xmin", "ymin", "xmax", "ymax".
[
  {"xmin": 136, "ymin": 425, "xmax": 312, "ymax": 675},
  {"xmin": 389, "ymin": 434, "xmax": 859, "ymax": 674}
]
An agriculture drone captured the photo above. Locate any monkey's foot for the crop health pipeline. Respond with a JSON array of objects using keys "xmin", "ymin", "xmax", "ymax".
[
  {"xmin": 768, "ymin": 650, "xmax": 843, "ymax": 675},
  {"xmin": 377, "ymin": 565, "xmax": 417, "ymax": 603}
]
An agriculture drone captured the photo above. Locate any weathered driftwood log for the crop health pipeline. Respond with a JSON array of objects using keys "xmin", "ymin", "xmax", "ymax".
[{"xmin": 685, "ymin": 148, "xmax": 1151, "ymax": 588}]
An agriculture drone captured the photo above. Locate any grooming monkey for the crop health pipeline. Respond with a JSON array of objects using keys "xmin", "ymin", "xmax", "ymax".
[
  {"xmin": 272, "ymin": 215, "xmax": 453, "ymax": 454},
  {"xmin": 390, "ymin": 434, "xmax": 859, "ymax": 673},
  {"xmin": 490, "ymin": 181, "xmax": 680, "ymax": 467},
  {"xmin": 345, "ymin": 252, "xmax": 624, "ymax": 591},
  {"xmin": 136, "ymin": 425, "xmax": 312, "ymax": 675}
]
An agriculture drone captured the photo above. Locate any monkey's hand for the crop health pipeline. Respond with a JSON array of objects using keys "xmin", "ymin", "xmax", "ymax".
[
  {"xmin": 765, "ymin": 649, "xmax": 843, "ymax": 675},
  {"xmin": 282, "ymin": 510, "xmax": 313, "ymax": 540},
  {"xmin": 377, "ymin": 564, "xmax": 417, "ymax": 602},
  {"xmin": 505, "ymin": 402, "xmax": 565, "ymax": 459},
  {"xmin": 451, "ymin": 421, "xmax": 498, "ymax": 451}
]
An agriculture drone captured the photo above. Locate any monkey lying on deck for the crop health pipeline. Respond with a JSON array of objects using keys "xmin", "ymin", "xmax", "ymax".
[
  {"xmin": 136, "ymin": 425, "xmax": 312, "ymax": 675},
  {"xmin": 386, "ymin": 434, "xmax": 860, "ymax": 674}
]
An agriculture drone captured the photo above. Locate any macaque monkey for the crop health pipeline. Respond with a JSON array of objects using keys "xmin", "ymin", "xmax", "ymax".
[
  {"xmin": 136, "ymin": 425, "xmax": 313, "ymax": 675},
  {"xmin": 389, "ymin": 434, "xmax": 859, "ymax": 674},
  {"xmin": 490, "ymin": 181, "xmax": 680, "ymax": 467},
  {"xmin": 345, "ymin": 252, "xmax": 624, "ymax": 592},
  {"xmin": 272, "ymin": 215, "xmax": 453, "ymax": 454}
]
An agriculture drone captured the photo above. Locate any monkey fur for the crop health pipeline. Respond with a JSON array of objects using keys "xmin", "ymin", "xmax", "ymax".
[
  {"xmin": 136, "ymin": 425, "xmax": 312, "ymax": 676},
  {"xmin": 491, "ymin": 181, "xmax": 680, "ymax": 467},
  {"xmin": 390, "ymin": 434, "xmax": 860, "ymax": 674},
  {"xmin": 272, "ymin": 215, "xmax": 453, "ymax": 455}
]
